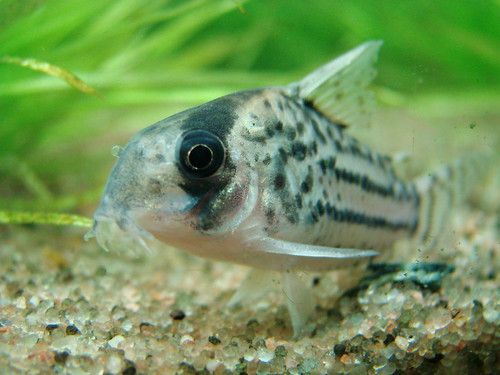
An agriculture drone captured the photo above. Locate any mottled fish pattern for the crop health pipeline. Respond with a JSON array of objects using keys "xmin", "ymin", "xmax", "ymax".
[
  {"xmin": 231, "ymin": 87, "xmax": 420, "ymax": 251},
  {"xmin": 86, "ymin": 41, "xmax": 491, "ymax": 335}
]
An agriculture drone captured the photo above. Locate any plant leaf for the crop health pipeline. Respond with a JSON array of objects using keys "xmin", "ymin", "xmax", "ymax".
[
  {"xmin": 0, "ymin": 211, "xmax": 92, "ymax": 227},
  {"xmin": 0, "ymin": 56, "xmax": 101, "ymax": 98}
]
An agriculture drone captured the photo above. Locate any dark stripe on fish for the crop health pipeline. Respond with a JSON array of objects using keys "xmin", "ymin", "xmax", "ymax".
[
  {"xmin": 333, "ymin": 167, "xmax": 398, "ymax": 199},
  {"xmin": 181, "ymin": 88, "xmax": 264, "ymax": 142},
  {"xmin": 309, "ymin": 117, "xmax": 327, "ymax": 144},
  {"xmin": 318, "ymin": 157, "xmax": 337, "ymax": 173},
  {"xmin": 194, "ymin": 179, "xmax": 247, "ymax": 232},
  {"xmin": 324, "ymin": 203, "xmax": 414, "ymax": 232}
]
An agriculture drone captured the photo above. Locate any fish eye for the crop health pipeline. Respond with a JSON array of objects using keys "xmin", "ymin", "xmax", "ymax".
[{"xmin": 178, "ymin": 129, "xmax": 225, "ymax": 178}]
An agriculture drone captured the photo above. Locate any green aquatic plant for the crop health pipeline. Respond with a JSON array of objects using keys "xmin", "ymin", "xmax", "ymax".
[
  {"xmin": 0, "ymin": 211, "xmax": 92, "ymax": 227},
  {"xmin": 0, "ymin": 0, "xmax": 498, "ymax": 227},
  {"xmin": 0, "ymin": 56, "xmax": 100, "ymax": 97}
]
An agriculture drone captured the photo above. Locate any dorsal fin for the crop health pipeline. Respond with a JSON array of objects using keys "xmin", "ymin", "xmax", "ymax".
[{"xmin": 289, "ymin": 40, "xmax": 382, "ymax": 128}]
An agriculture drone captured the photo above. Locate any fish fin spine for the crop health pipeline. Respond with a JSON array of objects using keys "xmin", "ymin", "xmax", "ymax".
[{"xmin": 290, "ymin": 40, "xmax": 383, "ymax": 129}]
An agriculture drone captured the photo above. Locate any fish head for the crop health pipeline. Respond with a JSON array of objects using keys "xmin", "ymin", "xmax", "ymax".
[{"xmin": 87, "ymin": 92, "xmax": 262, "ymax": 256}]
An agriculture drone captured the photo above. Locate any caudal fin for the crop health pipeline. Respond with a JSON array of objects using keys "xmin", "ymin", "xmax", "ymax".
[{"xmin": 413, "ymin": 153, "xmax": 493, "ymax": 249}]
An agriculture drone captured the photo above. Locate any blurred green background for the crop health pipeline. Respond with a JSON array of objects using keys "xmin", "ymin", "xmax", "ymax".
[{"xmin": 0, "ymin": 0, "xmax": 498, "ymax": 219}]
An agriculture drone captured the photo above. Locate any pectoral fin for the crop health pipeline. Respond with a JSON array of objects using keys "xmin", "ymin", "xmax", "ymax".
[{"xmin": 256, "ymin": 237, "xmax": 379, "ymax": 259}]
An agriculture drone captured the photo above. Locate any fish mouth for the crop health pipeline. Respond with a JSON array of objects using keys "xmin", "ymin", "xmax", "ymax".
[
  {"xmin": 84, "ymin": 206, "xmax": 155, "ymax": 256},
  {"xmin": 85, "ymin": 187, "xmax": 199, "ymax": 255}
]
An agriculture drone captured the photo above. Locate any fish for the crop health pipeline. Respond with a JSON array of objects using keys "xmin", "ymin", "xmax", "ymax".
[{"xmin": 85, "ymin": 41, "xmax": 491, "ymax": 336}]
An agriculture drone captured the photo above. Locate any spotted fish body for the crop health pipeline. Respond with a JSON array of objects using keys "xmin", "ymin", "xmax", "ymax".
[
  {"xmin": 236, "ymin": 88, "xmax": 420, "ymax": 254},
  {"xmin": 87, "ymin": 41, "xmax": 489, "ymax": 335}
]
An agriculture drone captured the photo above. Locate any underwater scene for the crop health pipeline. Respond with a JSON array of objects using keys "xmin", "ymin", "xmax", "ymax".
[{"xmin": 0, "ymin": 0, "xmax": 498, "ymax": 374}]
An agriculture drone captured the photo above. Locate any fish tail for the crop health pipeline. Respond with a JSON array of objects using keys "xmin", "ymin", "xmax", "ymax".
[{"xmin": 413, "ymin": 153, "xmax": 493, "ymax": 248}]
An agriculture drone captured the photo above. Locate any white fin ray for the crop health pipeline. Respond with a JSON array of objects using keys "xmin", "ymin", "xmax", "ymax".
[
  {"xmin": 257, "ymin": 237, "xmax": 379, "ymax": 258},
  {"xmin": 281, "ymin": 271, "xmax": 316, "ymax": 337},
  {"xmin": 228, "ymin": 269, "xmax": 277, "ymax": 306},
  {"xmin": 289, "ymin": 40, "xmax": 382, "ymax": 128}
]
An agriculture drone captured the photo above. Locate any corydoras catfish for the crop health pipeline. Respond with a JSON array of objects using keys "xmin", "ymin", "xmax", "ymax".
[{"xmin": 86, "ymin": 41, "xmax": 490, "ymax": 335}]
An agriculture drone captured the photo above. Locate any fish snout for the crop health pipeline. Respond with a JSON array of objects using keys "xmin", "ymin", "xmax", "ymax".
[{"xmin": 85, "ymin": 202, "xmax": 154, "ymax": 256}]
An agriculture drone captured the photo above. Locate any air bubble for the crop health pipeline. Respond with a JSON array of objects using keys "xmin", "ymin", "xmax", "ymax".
[{"xmin": 111, "ymin": 145, "xmax": 123, "ymax": 157}]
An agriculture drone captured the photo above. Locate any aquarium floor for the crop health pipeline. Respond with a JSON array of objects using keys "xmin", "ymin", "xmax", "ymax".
[
  {"xmin": 1, "ymin": 108, "xmax": 498, "ymax": 375},
  {"xmin": 0, "ymin": 207, "xmax": 498, "ymax": 375}
]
